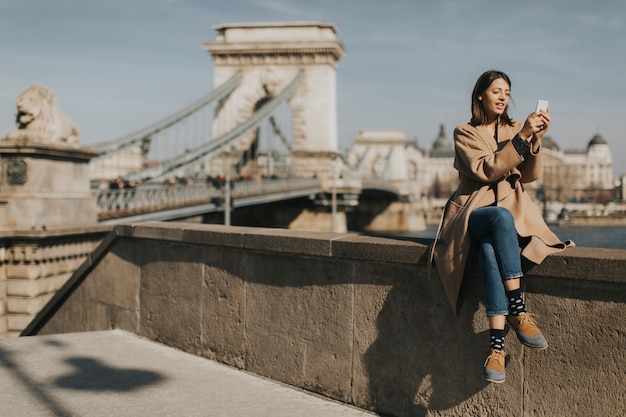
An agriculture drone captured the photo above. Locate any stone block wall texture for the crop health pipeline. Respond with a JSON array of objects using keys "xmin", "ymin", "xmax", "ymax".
[
  {"xmin": 0, "ymin": 226, "xmax": 110, "ymax": 337},
  {"xmin": 27, "ymin": 222, "xmax": 626, "ymax": 417},
  {"xmin": 0, "ymin": 145, "xmax": 99, "ymax": 230}
]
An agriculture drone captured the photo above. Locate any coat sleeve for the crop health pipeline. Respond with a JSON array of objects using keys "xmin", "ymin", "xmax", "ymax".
[
  {"xmin": 453, "ymin": 124, "xmax": 525, "ymax": 183},
  {"xmin": 517, "ymin": 146, "xmax": 544, "ymax": 183}
]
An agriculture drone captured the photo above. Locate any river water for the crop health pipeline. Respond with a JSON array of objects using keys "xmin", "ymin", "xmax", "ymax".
[{"xmin": 392, "ymin": 224, "xmax": 626, "ymax": 250}]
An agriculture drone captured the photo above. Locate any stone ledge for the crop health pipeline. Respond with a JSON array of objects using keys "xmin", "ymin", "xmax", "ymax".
[
  {"xmin": 0, "ymin": 140, "xmax": 99, "ymax": 161},
  {"xmin": 117, "ymin": 223, "xmax": 626, "ymax": 283},
  {"xmin": 529, "ymin": 246, "xmax": 626, "ymax": 283},
  {"xmin": 0, "ymin": 224, "xmax": 111, "ymax": 239},
  {"xmin": 182, "ymin": 224, "xmax": 246, "ymax": 249},
  {"xmin": 243, "ymin": 228, "xmax": 345, "ymax": 257},
  {"xmin": 331, "ymin": 234, "xmax": 426, "ymax": 265},
  {"xmin": 121, "ymin": 223, "xmax": 426, "ymax": 264},
  {"xmin": 129, "ymin": 222, "xmax": 186, "ymax": 241}
]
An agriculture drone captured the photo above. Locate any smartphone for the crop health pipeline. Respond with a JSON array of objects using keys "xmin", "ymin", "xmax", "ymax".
[{"xmin": 536, "ymin": 99, "xmax": 549, "ymax": 112}]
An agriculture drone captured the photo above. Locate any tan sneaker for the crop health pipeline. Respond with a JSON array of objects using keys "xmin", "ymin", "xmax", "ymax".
[
  {"xmin": 483, "ymin": 349, "xmax": 506, "ymax": 383},
  {"xmin": 507, "ymin": 313, "xmax": 548, "ymax": 349}
]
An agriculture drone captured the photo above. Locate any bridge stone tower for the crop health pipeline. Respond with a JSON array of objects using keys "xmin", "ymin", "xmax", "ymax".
[{"xmin": 204, "ymin": 22, "xmax": 345, "ymax": 178}]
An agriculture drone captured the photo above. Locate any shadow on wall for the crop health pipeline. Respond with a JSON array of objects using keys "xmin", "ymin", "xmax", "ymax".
[{"xmin": 362, "ymin": 260, "xmax": 489, "ymax": 417}]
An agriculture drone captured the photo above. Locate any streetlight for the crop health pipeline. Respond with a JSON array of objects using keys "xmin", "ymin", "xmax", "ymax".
[
  {"xmin": 331, "ymin": 154, "xmax": 340, "ymax": 233},
  {"xmin": 225, "ymin": 147, "xmax": 231, "ymax": 226}
]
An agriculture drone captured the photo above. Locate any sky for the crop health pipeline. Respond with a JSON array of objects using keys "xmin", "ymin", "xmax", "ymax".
[{"xmin": 1, "ymin": 0, "xmax": 625, "ymax": 176}]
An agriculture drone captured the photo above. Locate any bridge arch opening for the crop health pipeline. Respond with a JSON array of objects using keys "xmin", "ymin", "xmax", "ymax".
[
  {"xmin": 256, "ymin": 97, "xmax": 293, "ymax": 179},
  {"xmin": 232, "ymin": 94, "xmax": 294, "ymax": 179}
]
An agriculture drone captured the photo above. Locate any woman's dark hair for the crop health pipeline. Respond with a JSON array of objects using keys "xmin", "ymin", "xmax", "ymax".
[{"xmin": 470, "ymin": 70, "xmax": 514, "ymax": 127}]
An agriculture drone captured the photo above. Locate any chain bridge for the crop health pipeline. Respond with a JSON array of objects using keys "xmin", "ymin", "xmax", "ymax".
[{"xmin": 89, "ymin": 22, "xmax": 415, "ymax": 232}]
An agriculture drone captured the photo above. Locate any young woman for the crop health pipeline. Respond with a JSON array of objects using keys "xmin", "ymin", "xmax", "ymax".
[{"xmin": 432, "ymin": 70, "xmax": 573, "ymax": 383}]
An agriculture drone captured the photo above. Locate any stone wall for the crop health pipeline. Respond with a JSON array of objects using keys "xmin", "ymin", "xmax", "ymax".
[
  {"xmin": 0, "ymin": 226, "xmax": 110, "ymax": 337},
  {"xmin": 24, "ymin": 223, "xmax": 626, "ymax": 417},
  {"xmin": 0, "ymin": 141, "xmax": 99, "ymax": 230}
]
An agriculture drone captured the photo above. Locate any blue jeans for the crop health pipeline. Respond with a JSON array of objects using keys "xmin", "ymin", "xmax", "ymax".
[{"xmin": 468, "ymin": 206, "xmax": 523, "ymax": 316}]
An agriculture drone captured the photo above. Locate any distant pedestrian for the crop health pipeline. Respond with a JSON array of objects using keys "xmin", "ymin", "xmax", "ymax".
[{"xmin": 431, "ymin": 70, "xmax": 574, "ymax": 383}]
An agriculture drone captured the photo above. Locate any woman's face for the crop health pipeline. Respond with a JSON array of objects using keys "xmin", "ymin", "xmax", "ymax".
[{"xmin": 480, "ymin": 78, "xmax": 510, "ymax": 121}]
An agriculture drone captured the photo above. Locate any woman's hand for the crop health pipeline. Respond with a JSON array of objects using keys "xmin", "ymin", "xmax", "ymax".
[
  {"xmin": 520, "ymin": 108, "xmax": 550, "ymax": 149},
  {"xmin": 520, "ymin": 108, "xmax": 550, "ymax": 138},
  {"xmin": 531, "ymin": 108, "xmax": 551, "ymax": 149}
]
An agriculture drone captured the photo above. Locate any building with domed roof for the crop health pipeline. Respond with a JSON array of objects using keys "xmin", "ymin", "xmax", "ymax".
[
  {"xmin": 346, "ymin": 124, "xmax": 459, "ymax": 222},
  {"xmin": 540, "ymin": 133, "xmax": 614, "ymax": 203},
  {"xmin": 540, "ymin": 136, "xmax": 560, "ymax": 151},
  {"xmin": 430, "ymin": 124, "xmax": 454, "ymax": 155},
  {"xmin": 420, "ymin": 123, "xmax": 457, "ymax": 198}
]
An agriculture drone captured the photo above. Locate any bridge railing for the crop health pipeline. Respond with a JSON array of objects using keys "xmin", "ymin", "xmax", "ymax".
[
  {"xmin": 93, "ymin": 178, "xmax": 322, "ymax": 219},
  {"xmin": 231, "ymin": 177, "xmax": 320, "ymax": 198},
  {"xmin": 95, "ymin": 183, "xmax": 220, "ymax": 216}
]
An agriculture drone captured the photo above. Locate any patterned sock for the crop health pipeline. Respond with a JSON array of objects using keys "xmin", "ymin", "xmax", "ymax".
[
  {"xmin": 490, "ymin": 329, "xmax": 505, "ymax": 351},
  {"xmin": 506, "ymin": 288, "xmax": 527, "ymax": 316}
]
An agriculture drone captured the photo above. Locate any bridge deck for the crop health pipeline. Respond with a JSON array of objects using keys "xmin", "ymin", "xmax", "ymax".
[{"xmin": 0, "ymin": 330, "xmax": 373, "ymax": 416}]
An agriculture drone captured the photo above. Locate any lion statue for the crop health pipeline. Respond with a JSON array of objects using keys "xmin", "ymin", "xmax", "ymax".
[{"xmin": 4, "ymin": 83, "xmax": 79, "ymax": 145}]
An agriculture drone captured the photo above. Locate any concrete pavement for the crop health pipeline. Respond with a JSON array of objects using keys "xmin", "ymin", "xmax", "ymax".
[{"xmin": 0, "ymin": 330, "xmax": 375, "ymax": 417}]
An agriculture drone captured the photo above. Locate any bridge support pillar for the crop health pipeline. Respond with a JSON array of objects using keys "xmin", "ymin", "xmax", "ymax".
[
  {"xmin": 363, "ymin": 201, "xmax": 427, "ymax": 232},
  {"xmin": 288, "ymin": 208, "xmax": 347, "ymax": 233},
  {"xmin": 205, "ymin": 22, "xmax": 345, "ymax": 180}
]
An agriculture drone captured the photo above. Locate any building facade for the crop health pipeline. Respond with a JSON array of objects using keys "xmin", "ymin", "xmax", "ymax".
[
  {"xmin": 540, "ymin": 134, "xmax": 615, "ymax": 204},
  {"xmin": 346, "ymin": 126, "xmax": 618, "ymax": 216}
]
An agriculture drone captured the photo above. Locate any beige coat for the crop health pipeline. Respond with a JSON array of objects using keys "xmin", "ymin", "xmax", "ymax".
[{"xmin": 432, "ymin": 121, "xmax": 573, "ymax": 314}]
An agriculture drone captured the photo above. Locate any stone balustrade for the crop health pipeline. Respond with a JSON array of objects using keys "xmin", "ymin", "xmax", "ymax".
[
  {"xmin": 22, "ymin": 223, "xmax": 626, "ymax": 416},
  {"xmin": 0, "ymin": 226, "xmax": 111, "ymax": 337}
]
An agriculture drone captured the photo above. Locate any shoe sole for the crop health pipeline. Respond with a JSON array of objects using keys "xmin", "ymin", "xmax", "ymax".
[
  {"xmin": 526, "ymin": 344, "xmax": 549, "ymax": 350},
  {"xmin": 518, "ymin": 338, "xmax": 549, "ymax": 350},
  {"xmin": 484, "ymin": 375, "xmax": 505, "ymax": 384}
]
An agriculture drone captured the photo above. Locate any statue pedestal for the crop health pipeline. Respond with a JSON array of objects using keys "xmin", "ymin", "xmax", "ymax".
[{"xmin": 0, "ymin": 138, "xmax": 99, "ymax": 231}]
